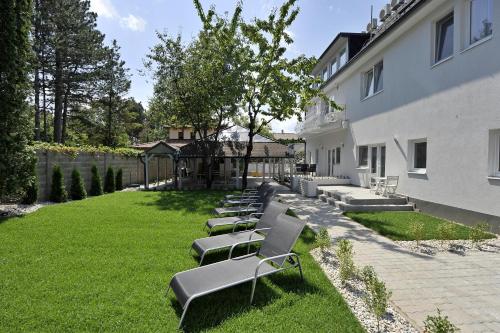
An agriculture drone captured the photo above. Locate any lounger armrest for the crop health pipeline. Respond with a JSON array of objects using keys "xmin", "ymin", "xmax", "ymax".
[
  {"xmin": 255, "ymin": 252, "xmax": 300, "ymax": 273},
  {"xmin": 247, "ymin": 228, "xmax": 271, "ymax": 242},
  {"xmin": 232, "ymin": 218, "xmax": 258, "ymax": 232},
  {"xmin": 228, "ymin": 239, "xmax": 265, "ymax": 259},
  {"xmin": 247, "ymin": 212, "xmax": 264, "ymax": 219},
  {"xmin": 247, "ymin": 203, "xmax": 263, "ymax": 208}
]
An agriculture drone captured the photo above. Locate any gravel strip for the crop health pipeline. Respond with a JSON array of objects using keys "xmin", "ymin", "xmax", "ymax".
[
  {"xmin": 395, "ymin": 238, "xmax": 500, "ymax": 256},
  {"xmin": 311, "ymin": 248, "xmax": 419, "ymax": 333},
  {"xmin": 0, "ymin": 202, "xmax": 52, "ymax": 218}
]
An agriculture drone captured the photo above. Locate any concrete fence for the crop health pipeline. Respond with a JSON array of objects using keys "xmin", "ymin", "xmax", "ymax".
[{"xmin": 35, "ymin": 150, "xmax": 168, "ymax": 201}]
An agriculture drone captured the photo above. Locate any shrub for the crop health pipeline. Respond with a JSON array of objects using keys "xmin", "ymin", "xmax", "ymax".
[
  {"xmin": 22, "ymin": 177, "xmax": 38, "ymax": 205},
  {"xmin": 315, "ymin": 227, "xmax": 331, "ymax": 254},
  {"xmin": 409, "ymin": 220, "xmax": 425, "ymax": 246},
  {"xmin": 424, "ymin": 309, "xmax": 460, "ymax": 333},
  {"xmin": 50, "ymin": 165, "xmax": 68, "ymax": 203},
  {"xmin": 70, "ymin": 169, "xmax": 87, "ymax": 200},
  {"xmin": 361, "ymin": 265, "xmax": 392, "ymax": 333},
  {"xmin": 115, "ymin": 168, "xmax": 123, "ymax": 191},
  {"xmin": 335, "ymin": 239, "xmax": 356, "ymax": 284},
  {"xmin": 469, "ymin": 222, "xmax": 490, "ymax": 249},
  {"xmin": 89, "ymin": 165, "xmax": 103, "ymax": 196},
  {"xmin": 437, "ymin": 223, "xmax": 456, "ymax": 248},
  {"xmin": 104, "ymin": 167, "xmax": 115, "ymax": 193}
]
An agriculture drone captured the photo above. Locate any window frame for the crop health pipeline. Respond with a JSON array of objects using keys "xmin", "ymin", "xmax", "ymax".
[
  {"xmin": 408, "ymin": 138, "xmax": 428, "ymax": 173},
  {"xmin": 468, "ymin": 0, "xmax": 493, "ymax": 46},
  {"xmin": 357, "ymin": 145, "xmax": 369, "ymax": 168},
  {"xmin": 361, "ymin": 60, "xmax": 384, "ymax": 100},
  {"xmin": 490, "ymin": 130, "xmax": 500, "ymax": 178},
  {"xmin": 338, "ymin": 48, "xmax": 347, "ymax": 68},
  {"xmin": 434, "ymin": 12, "xmax": 454, "ymax": 64},
  {"xmin": 322, "ymin": 68, "xmax": 328, "ymax": 82}
]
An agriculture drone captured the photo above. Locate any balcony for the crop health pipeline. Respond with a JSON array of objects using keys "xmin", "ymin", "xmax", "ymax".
[{"xmin": 296, "ymin": 109, "xmax": 348, "ymax": 136}]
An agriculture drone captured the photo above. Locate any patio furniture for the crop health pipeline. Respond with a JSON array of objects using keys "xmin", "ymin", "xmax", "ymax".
[
  {"xmin": 192, "ymin": 201, "xmax": 289, "ymax": 265},
  {"xmin": 212, "ymin": 188, "xmax": 275, "ymax": 217},
  {"xmin": 370, "ymin": 176, "xmax": 386, "ymax": 194},
  {"xmin": 167, "ymin": 213, "xmax": 306, "ymax": 328},
  {"xmin": 220, "ymin": 182, "xmax": 270, "ymax": 206},
  {"xmin": 379, "ymin": 176, "xmax": 399, "ymax": 197}
]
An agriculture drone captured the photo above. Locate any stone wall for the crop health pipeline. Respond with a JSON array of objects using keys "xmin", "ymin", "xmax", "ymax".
[{"xmin": 36, "ymin": 151, "xmax": 170, "ymax": 201}]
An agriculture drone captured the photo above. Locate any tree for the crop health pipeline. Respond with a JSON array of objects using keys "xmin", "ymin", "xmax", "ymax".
[
  {"xmin": 50, "ymin": 165, "xmax": 68, "ymax": 202},
  {"xmin": 0, "ymin": 0, "xmax": 37, "ymax": 202},
  {"xmin": 70, "ymin": 168, "xmax": 87, "ymax": 200},
  {"xmin": 104, "ymin": 167, "xmax": 115, "ymax": 193},
  {"xmin": 89, "ymin": 165, "xmax": 103, "ymax": 196},
  {"xmin": 95, "ymin": 40, "xmax": 131, "ymax": 147},
  {"xmin": 238, "ymin": 0, "xmax": 337, "ymax": 188},
  {"xmin": 146, "ymin": 1, "xmax": 246, "ymax": 188},
  {"xmin": 115, "ymin": 168, "xmax": 123, "ymax": 191}
]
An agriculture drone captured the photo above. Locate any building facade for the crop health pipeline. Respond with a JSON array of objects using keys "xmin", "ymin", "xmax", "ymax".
[{"xmin": 298, "ymin": 0, "xmax": 500, "ymax": 227}]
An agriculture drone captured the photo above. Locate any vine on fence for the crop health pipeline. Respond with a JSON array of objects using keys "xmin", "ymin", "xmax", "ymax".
[{"xmin": 32, "ymin": 142, "xmax": 141, "ymax": 159}]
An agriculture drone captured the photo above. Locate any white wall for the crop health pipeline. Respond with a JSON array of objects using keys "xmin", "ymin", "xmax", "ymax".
[{"xmin": 305, "ymin": 0, "xmax": 500, "ymax": 217}]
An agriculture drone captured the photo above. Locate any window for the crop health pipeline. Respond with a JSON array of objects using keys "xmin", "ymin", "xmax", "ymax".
[
  {"xmin": 469, "ymin": 0, "xmax": 493, "ymax": 44},
  {"xmin": 371, "ymin": 147, "xmax": 378, "ymax": 174},
  {"xmin": 336, "ymin": 147, "xmax": 341, "ymax": 165},
  {"xmin": 490, "ymin": 130, "xmax": 500, "ymax": 177},
  {"xmin": 362, "ymin": 61, "xmax": 383, "ymax": 99},
  {"xmin": 322, "ymin": 68, "xmax": 328, "ymax": 81},
  {"xmin": 178, "ymin": 131, "xmax": 184, "ymax": 140},
  {"xmin": 435, "ymin": 13, "xmax": 454, "ymax": 63},
  {"xmin": 409, "ymin": 139, "xmax": 427, "ymax": 172},
  {"xmin": 358, "ymin": 146, "xmax": 368, "ymax": 168},
  {"xmin": 328, "ymin": 150, "xmax": 332, "ymax": 176},
  {"xmin": 339, "ymin": 48, "xmax": 347, "ymax": 68},
  {"xmin": 315, "ymin": 149, "xmax": 319, "ymax": 166},
  {"xmin": 330, "ymin": 59, "xmax": 338, "ymax": 77}
]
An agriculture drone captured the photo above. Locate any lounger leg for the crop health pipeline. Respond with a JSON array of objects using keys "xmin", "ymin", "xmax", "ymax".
[
  {"xmin": 199, "ymin": 252, "xmax": 206, "ymax": 266},
  {"xmin": 178, "ymin": 300, "xmax": 192, "ymax": 329},
  {"xmin": 250, "ymin": 277, "xmax": 258, "ymax": 304},
  {"xmin": 296, "ymin": 257, "xmax": 304, "ymax": 282}
]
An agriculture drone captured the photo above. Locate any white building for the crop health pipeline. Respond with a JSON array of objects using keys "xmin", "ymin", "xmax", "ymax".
[{"xmin": 298, "ymin": 0, "xmax": 500, "ymax": 231}]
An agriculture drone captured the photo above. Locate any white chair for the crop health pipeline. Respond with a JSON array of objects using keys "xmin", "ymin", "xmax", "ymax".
[
  {"xmin": 380, "ymin": 176, "xmax": 399, "ymax": 197},
  {"xmin": 369, "ymin": 177, "xmax": 378, "ymax": 193}
]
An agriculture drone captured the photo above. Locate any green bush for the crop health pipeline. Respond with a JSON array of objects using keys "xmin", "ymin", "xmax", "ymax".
[
  {"xmin": 469, "ymin": 222, "xmax": 490, "ymax": 249},
  {"xmin": 424, "ymin": 309, "xmax": 460, "ymax": 333},
  {"xmin": 437, "ymin": 223, "xmax": 456, "ymax": 248},
  {"xmin": 50, "ymin": 165, "xmax": 68, "ymax": 203},
  {"xmin": 409, "ymin": 220, "xmax": 425, "ymax": 246},
  {"xmin": 104, "ymin": 167, "xmax": 115, "ymax": 193},
  {"xmin": 115, "ymin": 168, "xmax": 123, "ymax": 191},
  {"xmin": 335, "ymin": 239, "xmax": 356, "ymax": 284},
  {"xmin": 70, "ymin": 169, "xmax": 87, "ymax": 200},
  {"xmin": 361, "ymin": 265, "xmax": 392, "ymax": 333},
  {"xmin": 22, "ymin": 160, "xmax": 38, "ymax": 204},
  {"xmin": 89, "ymin": 165, "xmax": 103, "ymax": 196},
  {"xmin": 315, "ymin": 227, "xmax": 331, "ymax": 254}
]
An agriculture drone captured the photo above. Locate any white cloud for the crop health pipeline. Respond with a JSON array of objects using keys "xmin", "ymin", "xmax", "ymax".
[
  {"xmin": 120, "ymin": 14, "xmax": 147, "ymax": 32},
  {"xmin": 90, "ymin": 0, "xmax": 118, "ymax": 18},
  {"xmin": 270, "ymin": 116, "xmax": 298, "ymax": 133},
  {"xmin": 90, "ymin": 0, "xmax": 147, "ymax": 32}
]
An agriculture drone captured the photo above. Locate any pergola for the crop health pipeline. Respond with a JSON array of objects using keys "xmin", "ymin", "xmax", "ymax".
[{"xmin": 136, "ymin": 128, "xmax": 296, "ymax": 190}]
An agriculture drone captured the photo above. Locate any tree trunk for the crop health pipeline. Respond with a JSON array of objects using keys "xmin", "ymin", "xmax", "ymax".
[
  {"xmin": 61, "ymin": 84, "xmax": 70, "ymax": 144},
  {"xmin": 53, "ymin": 49, "xmax": 63, "ymax": 143},
  {"xmin": 242, "ymin": 130, "xmax": 254, "ymax": 190},
  {"xmin": 42, "ymin": 68, "xmax": 48, "ymax": 142},
  {"xmin": 34, "ymin": 68, "xmax": 41, "ymax": 140}
]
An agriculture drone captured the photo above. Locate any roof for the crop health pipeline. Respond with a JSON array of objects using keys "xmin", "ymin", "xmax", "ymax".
[
  {"xmin": 132, "ymin": 139, "xmax": 194, "ymax": 150},
  {"xmin": 317, "ymin": 32, "xmax": 371, "ymax": 63},
  {"xmin": 219, "ymin": 125, "xmax": 274, "ymax": 143},
  {"xmin": 273, "ymin": 132, "xmax": 301, "ymax": 141},
  {"xmin": 317, "ymin": 0, "xmax": 429, "ymax": 85}
]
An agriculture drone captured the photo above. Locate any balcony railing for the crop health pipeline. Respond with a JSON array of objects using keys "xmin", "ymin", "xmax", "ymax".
[{"xmin": 296, "ymin": 109, "xmax": 348, "ymax": 135}]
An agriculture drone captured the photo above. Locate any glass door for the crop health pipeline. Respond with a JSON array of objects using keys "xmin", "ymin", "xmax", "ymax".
[
  {"xmin": 380, "ymin": 146, "xmax": 386, "ymax": 177},
  {"xmin": 369, "ymin": 145, "xmax": 386, "ymax": 178}
]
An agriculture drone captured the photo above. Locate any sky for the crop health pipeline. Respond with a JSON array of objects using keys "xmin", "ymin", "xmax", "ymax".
[{"xmin": 89, "ymin": 0, "xmax": 388, "ymax": 133}]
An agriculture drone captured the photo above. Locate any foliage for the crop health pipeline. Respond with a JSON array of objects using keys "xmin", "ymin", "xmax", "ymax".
[
  {"xmin": 22, "ymin": 177, "xmax": 39, "ymax": 205},
  {"xmin": 104, "ymin": 167, "xmax": 115, "ymax": 193},
  {"xmin": 436, "ymin": 223, "xmax": 456, "ymax": 248},
  {"xmin": 424, "ymin": 309, "xmax": 460, "ymax": 333},
  {"xmin": 409, "ymin": 220, "xmax": 425, "ymax": 246},
  {"xmin": 315, "ymin": 227, "xmax": 331, "ymax": 253},
  {"xmin": 0, "ymin": 0, "xmax": 37, "ymax": 203},
  {"xmin": 32, "ymin": 141, "xmax": 140, "ymax": 158},
  {"xmin": 115, "ymin": 168, "xmax": 123, "ymax": 191},
  {"xmin": 70, "ymin": 169, "xmax": 87, "ymax": 200},
  {"xmin": 469, "ymin": 222, "xmax": 491, "ymax": 249},
  {"xmin": 361, "ymin": 266, "xmax": 392, "ymax": 332},
  {"xmin": 335, "ymin": 239, "xmax": 356, "ymax": 284},
  {"xmin": 89, "ymin": 165, "xmax": 103, "ymax": 196},
  {"xmin": 50, "ymin": 165, "xmax": 68, "ymax": 203},
  {"xmin": 345, "ymin": 212, "xmax": 496, "ymax": 242},
  {"xmin": 0, "ymin": 191, "xmax": 364, "ymax": 332}
]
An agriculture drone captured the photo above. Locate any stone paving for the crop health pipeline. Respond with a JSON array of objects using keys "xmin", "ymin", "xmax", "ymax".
[{"xmin": 278, "ymin": 192, "xmax": 500, "ymax": 333}]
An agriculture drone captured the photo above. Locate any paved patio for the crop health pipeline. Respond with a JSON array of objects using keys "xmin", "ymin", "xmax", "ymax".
[{"xmin": 278, "ymin": 192, "xmax": 500, "ymax": 333}]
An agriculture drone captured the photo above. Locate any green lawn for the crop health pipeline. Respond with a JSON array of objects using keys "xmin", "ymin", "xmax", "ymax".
[
  {"xmin": 0, "ymin": 191, "xmax": 363, "ymax": 332},
  {"xmin": 345, "ymin": 211, "xmax": 496, "ymax": 241}
]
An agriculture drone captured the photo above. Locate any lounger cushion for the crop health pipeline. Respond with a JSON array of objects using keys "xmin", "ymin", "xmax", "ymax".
[
  {"xmin": 192, "ymin": 231, "xmax": 265, "ymax": 256},
  {"xmin": 206, "ymin": 216, "xmax": 258, "ymax": 229},
  {"xmin": 170, "ymin": 256, "xmax": 277, "ymax": 308},
  {"xmin": 213, "ymin": 206, "xmax": 258, "ymax": 215}
]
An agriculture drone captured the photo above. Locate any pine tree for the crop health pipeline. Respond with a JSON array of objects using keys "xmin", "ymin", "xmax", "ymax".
[
  {"xmin": 50, "ymin": 165, "xmax": 68, "ymax": 202},
  {"xmin": 115, "ymin": 168, "xmax": 123, "ymax": 191},
  {"xmin": 89, "ymin": 165, "xmax": 103, "ymax": 196},
  {"xmin": 0, "ymin": 0, "xmax": 37, "ymax": 202},
  {"xmin": 70, "ymin": 169, "xmax": 87, "ymax": 200},
  {"xmin": 104, "ymin": 167, "xmax": 115, "ymax": 193}
]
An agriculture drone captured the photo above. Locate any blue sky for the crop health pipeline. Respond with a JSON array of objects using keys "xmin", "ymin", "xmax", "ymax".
[{"xmin": 89, "ymin": 0, "xmax": 387, "ymax": 132}]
